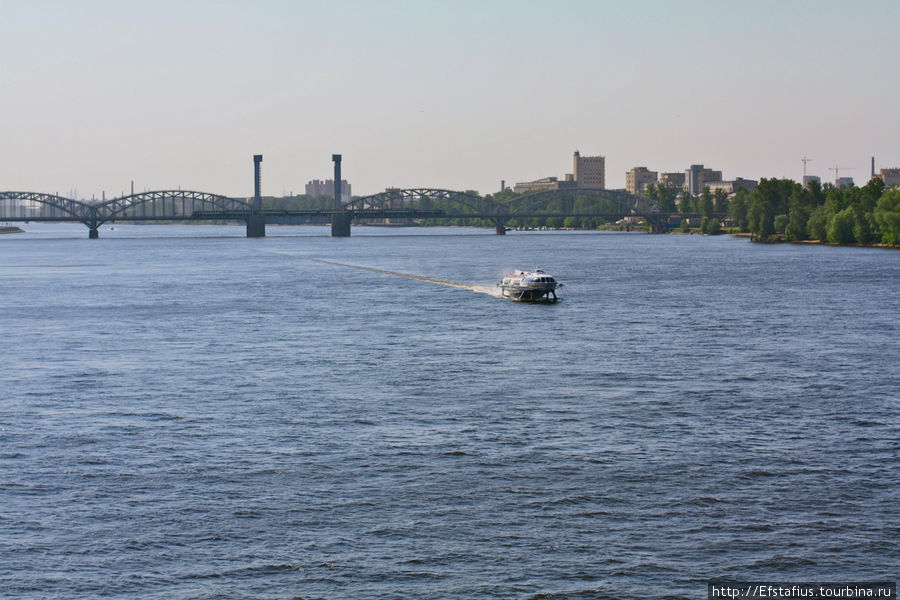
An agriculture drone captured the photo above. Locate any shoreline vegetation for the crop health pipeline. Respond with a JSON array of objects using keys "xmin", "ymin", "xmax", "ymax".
[
  {"xmin": 725, "ymin": 178, "xmax": 898, "ymax": 248},
  {"xmin": 7, "ymin": 178, "xmax": 899, "ymax": 249}
]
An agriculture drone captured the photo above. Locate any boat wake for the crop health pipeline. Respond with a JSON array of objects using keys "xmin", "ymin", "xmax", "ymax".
[{"xmin": 309, "ymin": 258, "xmax": 503, "ymax": 298}]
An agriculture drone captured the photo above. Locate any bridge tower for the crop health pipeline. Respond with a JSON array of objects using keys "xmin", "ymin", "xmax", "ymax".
[
  {"xmin": 246, "ymin": 154, "xmax": 266, "ymax": 237},
  {"xmin": 331, "ymin": 153, "xmax": 351, "ymax": 237}
]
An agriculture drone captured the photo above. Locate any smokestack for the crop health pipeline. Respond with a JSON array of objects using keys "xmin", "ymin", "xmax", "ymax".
[{"xmin": 872, "ymin": 157, "xmax": 876, "ymax": 178}]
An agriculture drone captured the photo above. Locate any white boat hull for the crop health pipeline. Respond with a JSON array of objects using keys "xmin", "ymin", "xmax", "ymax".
[
  {"xmin": 498, "ymin": 284, "xmax": 558, "ymax": 302},
  {"xmin": 497, "ymin": 268, "xmax": 561, "ymax": 303}
]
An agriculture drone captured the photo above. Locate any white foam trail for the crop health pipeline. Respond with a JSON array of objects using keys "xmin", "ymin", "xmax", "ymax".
[{"xmin": 309, "ymin": 258, "xmax": 504, "ymax": 297}]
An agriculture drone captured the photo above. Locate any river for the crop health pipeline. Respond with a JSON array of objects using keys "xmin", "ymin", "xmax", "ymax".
[{"xmin": 1, "ymin": 223, "xmax": 897, "ymax": 599}]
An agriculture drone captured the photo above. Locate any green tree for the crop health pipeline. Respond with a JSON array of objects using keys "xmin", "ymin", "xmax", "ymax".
[
  {"xmin": 824, "ymin": 186, "xmax": 850, "ymax": 216},
  {"xmin": 700, "ymin": 216, "xmax": 710, "ymax": 234},
  {"xmin": 786, "ymin": 190, "xmax": 810, "ymax": 241},
  {"xmin": 807, "ymin": 206, "xmax": 828, "ymax": 241},
  {"xmin": 729, "ymin": 188, "xmax": 750, "ymax": 231},
  {"xmin": 655, "ymin": 184, "xmax": 678, "ymax": 212},
  {"xmin": 707, "ymin": 217, "xmax": 722, "ymax": 235},
  {"xmin": 679, "ymin": 218, "xmax": 690, "ymax": 233},
  {"xmin": 859, "ymin": 177, "xmax": 885, "ymax": 213},
  {"xmin": 827, "ymin": 207, "xmax": 856, "ymax": 244},
  {"xmin": 747, "ymin": 178, "xmax": 801, "ymax": 240},
  {"xmin": 747, "ymin": 196, "xmax": 771, "ymax": 238},
  {"xmin": 853, "ymin": 209, "xmax": 874, "ymax": 245},
  {"xmin": 874, "ymin": 189, "xmax": 900, "ymax": 245},
  {"xmin": 774, "ymin": 214, "xmax": 789, "ymax": 235},
  {"xmin": 700, "ymin": 187, "xmax": 714, "ymax": 218},
  {"xmin": 493, "ymin": 188, "xmax": 520, "ymax": 203},
  {"xmin": 713, "ymin": 188, "xmax": 729, "ymax": 213},
  {"xmin": 785, "ymin": 221, "xmax": 803, "ymax": 241},
  {"xmin": 748, "ymin": 182, "xmax": 774, "ymax": 238},
  {"xmin": 807, "ymin": 179, "xmax": 825, "ymax": 209},
  {"xmin": 679, "ymin": 189, "xmax": 693, "ymax": 214}
]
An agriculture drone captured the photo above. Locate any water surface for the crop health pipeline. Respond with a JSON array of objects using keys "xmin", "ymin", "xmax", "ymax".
[{"xmin": 1, "ymin": 224, "xmax": 897, "ymax": 599}]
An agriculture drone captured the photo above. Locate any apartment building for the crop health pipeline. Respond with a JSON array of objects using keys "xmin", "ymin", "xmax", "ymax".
[
  {"xmin": 306, "ymin": 179, "xmax": 352, "ymax": 203},
  {"xmin": 659, "ymin": 172, "xmax": 686, "ymax": 188},
  {"xmin": 626, "ymin": 167, "xmax": 658, "ymax": 195}
]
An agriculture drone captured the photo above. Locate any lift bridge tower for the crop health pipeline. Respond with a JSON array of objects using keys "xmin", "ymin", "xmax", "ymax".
[
  {"xmin": 246, "ymin": 154, "xmax": 266, "ymax": 237},
  {"xmin": 331, "ymin": 153, "xmax": 351, "ymax": 237}
]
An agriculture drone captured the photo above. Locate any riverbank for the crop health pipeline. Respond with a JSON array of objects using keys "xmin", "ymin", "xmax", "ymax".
[
  {"xmin": 0, "ymin": 226, "xmax": 25, "ymax": 234},
  {"xmin": 745, "ymin": 232, "xmax": 899, "ymax": 249}
]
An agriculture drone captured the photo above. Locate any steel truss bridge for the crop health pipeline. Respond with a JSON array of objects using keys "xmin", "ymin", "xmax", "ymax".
[{"xmin": 1, "ymin": 187, "xmax": 676, "ymax": 238}]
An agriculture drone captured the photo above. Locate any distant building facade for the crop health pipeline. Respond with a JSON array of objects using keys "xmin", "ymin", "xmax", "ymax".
[
  {"xmin": 835, "ymin": 177, "xmax": 854, "ymax": 188},
  {"xmin": 685, "ymin": 165, "xmax": 704, "ymax": 195},
  {"xmin": 513, "ymin": 177, "xmax": 560, "ymax": 194},
  {"xmin": 573, "ymin": 151, "xmax": 605, "ymax": 189},
  {"xmin": 803, "ymin": 175, "xmax": 821, "ymax": 189},
  {"xmin": 685, "ymin": 164, "xmax": 722, "ymax": 195},
  {"xmin": 706, "ymin": 178, "xmax": 758, "ymax": 194},
  {"xmin": 626, "ymin": 167, "xmax": 658, "ymax": 195},
  {"xmin": 878, "ymin": 168, "xmax": 900, "ymax": 188},
  {"xmin": 698, "ymin": 169, "xmax": 723, "ymax": 191},
  {"xmin": 659, "ymin": 172, "xmax": 686, "ymax": 188},
  {"xmin": 306, "ymin": 179, "xmax": 352, "ymax": 203},
  {"xmin": 514, "ymin": 151, "xmax": 605, "ymax": 193}
]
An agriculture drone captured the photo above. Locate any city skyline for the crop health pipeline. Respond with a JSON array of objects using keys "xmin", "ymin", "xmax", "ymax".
[{"xmin": 2, "ymin": 0, "xmax": 898, "ymax": 198}]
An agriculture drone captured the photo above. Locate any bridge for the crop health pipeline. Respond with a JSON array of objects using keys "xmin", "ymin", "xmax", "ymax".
[
  {"xmin": 1, "ymin": 186, "xmax": 673, "ymax": 238},
  {"xmin": 348, "ymin": 187, "xmax": 667, "ymax": 234}
]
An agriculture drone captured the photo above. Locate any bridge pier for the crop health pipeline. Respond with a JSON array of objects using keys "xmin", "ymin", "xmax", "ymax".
[
  {"xmin": 648, "ymin": 218, "xmax": 668, "ymax": 234},
  {"xmin": 331, "ymin": 212, "xmax": 351, "ymax": 237},
  {"xmin": 89, "ymin": 227, "xmax": 99, "ymax": 239},
  {"xmin": 246, "ymin": 215, "xmax": 266, "ymax": 237}
]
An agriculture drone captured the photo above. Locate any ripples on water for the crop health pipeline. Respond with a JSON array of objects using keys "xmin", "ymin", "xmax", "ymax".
[{"xmin": 1, "ymin": 224, "xmax": 897, "ymax": 599}]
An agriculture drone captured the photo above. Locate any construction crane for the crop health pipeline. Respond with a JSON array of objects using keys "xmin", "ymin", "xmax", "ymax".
[
  {"xmin": 829, "ymin": 165, "xmax": 855, "ymax": 187},
  {"xmin": 801, "ymin": 157, "xmax": 813, "ymax": 179}
]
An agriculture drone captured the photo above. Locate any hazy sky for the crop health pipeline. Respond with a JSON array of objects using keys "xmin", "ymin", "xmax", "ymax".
[{"xmin": 2, "ymin": 0, "xmax": 898, "ymax": 199}]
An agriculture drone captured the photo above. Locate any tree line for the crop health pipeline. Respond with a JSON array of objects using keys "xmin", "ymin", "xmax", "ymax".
[
  {"xmin": 260, "ymin": 182, "xmax": 900, "ymax": 246},
  {"xmin": 646, "ymin": 178, "xmax": 900, "ymax": 245},
  {"xmin": 726, "ymin": 178, "xmax": 899, "ymax": 245}
]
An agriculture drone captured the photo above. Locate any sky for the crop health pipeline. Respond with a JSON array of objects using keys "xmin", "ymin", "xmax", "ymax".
[{"xmin": 2, "ymin": 0, "xmax": 898, "ymax": 199}]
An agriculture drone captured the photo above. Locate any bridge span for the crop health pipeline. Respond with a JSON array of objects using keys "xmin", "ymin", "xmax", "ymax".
[{"xmin": 2, "ymin": 186, "xmax": 678, "ymax": 238}]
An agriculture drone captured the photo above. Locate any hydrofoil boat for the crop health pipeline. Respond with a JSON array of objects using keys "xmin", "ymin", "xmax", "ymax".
[{"xmin": 497, "ymin": 268, "xmax": 562, "ymax": 303}]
